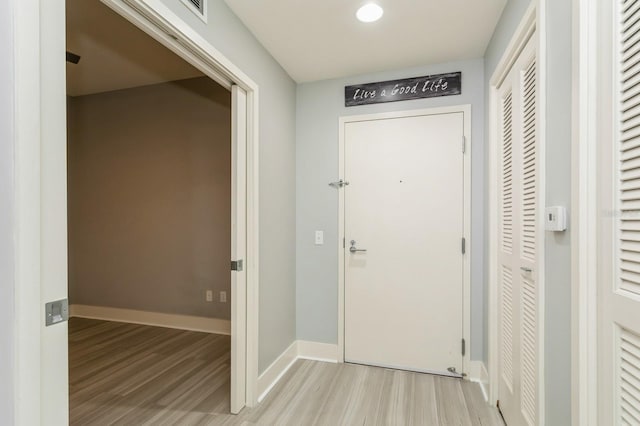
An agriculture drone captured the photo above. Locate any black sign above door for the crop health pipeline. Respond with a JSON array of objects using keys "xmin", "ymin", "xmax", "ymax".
[{"xmin": 345, "ymin": 72, "xmax": 461, "ymax": 107}]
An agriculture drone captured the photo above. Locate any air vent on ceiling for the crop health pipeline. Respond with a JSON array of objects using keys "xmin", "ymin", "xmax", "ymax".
[
  {"xmin": 188, "ymin": 0, "xmax": 203, "ymax": 14},
  {"xmin": 181, "ymin": 0, "xmax": 207, "ymax": 23}
]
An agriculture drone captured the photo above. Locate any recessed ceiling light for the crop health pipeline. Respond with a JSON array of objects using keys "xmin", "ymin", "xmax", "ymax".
[{"xmin": 356, "ymin": 3, "xmax": 383, "ymax": 23}]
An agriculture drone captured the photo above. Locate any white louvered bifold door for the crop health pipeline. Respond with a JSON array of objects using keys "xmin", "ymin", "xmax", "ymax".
[
  {"xmin": 497, "ymin": 34, "xmax": 540, "ymax": 426},
  {"xmin": 599, "ymin": 1, "xmax": 640, "ymax": 423}
]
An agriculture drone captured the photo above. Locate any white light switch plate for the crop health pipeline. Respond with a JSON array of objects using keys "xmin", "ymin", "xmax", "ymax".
[{"xmin": 315, "ymin": 230, "xmax": 324, "ymax": 245}]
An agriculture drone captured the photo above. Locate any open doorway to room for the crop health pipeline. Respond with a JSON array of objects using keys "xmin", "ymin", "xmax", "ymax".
[{"xmin": 66, "ymin": 0, "xmax": 238, "ymax": 422}]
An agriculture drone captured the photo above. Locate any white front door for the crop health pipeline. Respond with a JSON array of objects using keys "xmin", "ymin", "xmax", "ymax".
[
  {"xmin": 343, "ymin": 111, "xmax": 465, "ymax": 375},
  {"xmin": 496, "ymin": 34, "xmax": 540, "ymax": 426}
]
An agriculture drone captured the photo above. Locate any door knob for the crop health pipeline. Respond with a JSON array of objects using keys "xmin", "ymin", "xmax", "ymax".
[{"xmin": 350, "ymin": 240, "xmax": 367, "ymax": 253}]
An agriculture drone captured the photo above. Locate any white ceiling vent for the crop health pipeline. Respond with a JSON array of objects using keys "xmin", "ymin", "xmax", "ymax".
[{"xmin": 182, "ymin": 0, "xmax": 207, "ymax": 23}]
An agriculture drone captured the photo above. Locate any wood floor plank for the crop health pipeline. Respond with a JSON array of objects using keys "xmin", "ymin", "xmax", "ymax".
[{"xmin": 69, "ymin": 318, "xmax": 501, "ymax": 425}]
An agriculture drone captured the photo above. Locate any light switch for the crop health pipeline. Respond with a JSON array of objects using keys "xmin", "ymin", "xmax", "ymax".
[{"xmin": 315, "ymin": 230, "xmax": 324, "ymax": 245}]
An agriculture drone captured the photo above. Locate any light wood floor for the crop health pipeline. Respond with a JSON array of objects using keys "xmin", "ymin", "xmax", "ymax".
[{"xmin": 69, "ymin": 318, "xmax": 503, "ymax": 425}]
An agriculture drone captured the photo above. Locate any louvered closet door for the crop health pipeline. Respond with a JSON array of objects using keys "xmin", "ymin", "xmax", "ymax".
[
  {"xmin": 497, "ymin": 34, "xmax": 539, "ymax": 426},
  {"xmin": 599, "ymin": 1, "xmax": 640, "ymax": 423}
]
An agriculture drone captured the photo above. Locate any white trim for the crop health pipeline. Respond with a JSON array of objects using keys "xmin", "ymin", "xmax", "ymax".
[
  {"xmin": 536, "ymin": 2, "xmax": 547, "ymax": 424},
  {"xmin": 571, "ymin": 0, "xmax": 599, "ymax": 424},
  {"xmin": 14, "ymin": 0, "xmax": 42, "ymax": 423},
  {"xmin": 69, "ymin": 304, "xmax": 231, "ymax": 335},
  {"xmin": 297, "ymin": 341, "xmax": 339, "ymax": 363},
  {"xmin": 489, "ymin": 3, "xmax": 537, "ymax": 88},
  {"xmin": 257, "ymin": 340, "xmax": 339, "ymax": 403},
  {"xmin": 337, "ymin": 105, "xmax": 472, "ymax": 376},
  {"xmin": 16, "ymin": 0, "xmax": 262, "ymax": 419},
  {"xmin": 487, "ymin": 3, "xmax": 546, "ymax": 423},
  {"xmin": 256, "ymin": 341, "xmax": 298, "ymax": 403},
  {"xmin": 469, "ymin": 361, "xmax": 490, "ymax": 402}
]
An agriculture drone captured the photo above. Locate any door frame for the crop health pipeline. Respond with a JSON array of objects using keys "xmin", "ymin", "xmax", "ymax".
[
  {"xmin": 487, "ymin": 0, "xmax": 546, "ymax": 421},
  {"xmin": 14, "ymin": 0, "xmax": 261, "ymax": 421},
  {"xmin": 571, "ymin": 0, "xmax": 599, "ymax": 424},
  {"xmin": 337, "ymin": 105, "xmax": 472, "ymax": 376}
]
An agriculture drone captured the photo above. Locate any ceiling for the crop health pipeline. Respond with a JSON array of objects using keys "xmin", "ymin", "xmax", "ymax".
[
  {"xmin": 66, "ymin": 0, "xmax": 203, "ymax": 96},
  {"xmin": 223, "ymin": 0, "xmax": 507, "ymax": 83}
]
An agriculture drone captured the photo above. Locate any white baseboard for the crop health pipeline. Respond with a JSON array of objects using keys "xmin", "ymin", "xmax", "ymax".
[
  {"xmin": 257, "ymin": 341, "xmax": 298, "ymax": 402},
  {"xmin": 70, "ymin": 304, "xmax": 231, "ymax": 335},
  {"xmin": 257, "ymin": 340, "xmax": 339, "ymax": 402},
  {"xmin": 469, "ymin": 360, "xmax": 490, "ymax": 401},
  {"xmin": 297, "ymin": 341, "xmax": 339, "ymax": 363}
]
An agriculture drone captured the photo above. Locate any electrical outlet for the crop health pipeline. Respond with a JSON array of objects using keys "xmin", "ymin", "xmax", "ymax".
[
  {"xmin": 220, "ymin": 291, "xmax": 227, "ymax": 303},
  {"xmin": 315, "ymin": 230, "xmax": 324, "ymax": 245},
  {"xmin": 205, "ymin": 290, "xmax": 213, "ymax": 302}
]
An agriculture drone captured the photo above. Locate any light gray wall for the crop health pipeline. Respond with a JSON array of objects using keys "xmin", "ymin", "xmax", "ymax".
[
  {"xmin": 157, "ymin": 0, "xmax": 297, "ymax": 373},
  {"xmin": 0, "ymin": 0, "xmax": 15, "ymax": 422},
  {"xmin": 0, "ymin": 0, "xmax": 15, "ymax": 423},
  {"xmin": 67, "ymin": 77, "xmax": 232, "ymax": 319},
  {"xmin": 484, "ymin": 0, "xmax": 572, "ymax": 424},
  {"xmin": 543, "ymin": 1, "xmax": 572, "ymax": 423},
  {"xmin": 296, "ymin": 59, "xmax": 487, "ymax": 360}
]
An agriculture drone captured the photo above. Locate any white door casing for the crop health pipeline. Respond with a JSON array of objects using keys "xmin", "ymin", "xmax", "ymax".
[
  {"xmin": 598, "ymin": 0, "xmax": 640, "ymax": 424},
  {"xmin": 20, "ymin": 0, "xmax": 262, "ymax": 422},
  {"xmin": 495, "ymin": 31, "xmax": 540, "ymax": 426},
  {"xmin": 338, "ymin": 105, "xmax": 472, "ymax": 377},
  {"xmin": 231, "ymin": 85, "xmax": 248, "ymax": 414}
]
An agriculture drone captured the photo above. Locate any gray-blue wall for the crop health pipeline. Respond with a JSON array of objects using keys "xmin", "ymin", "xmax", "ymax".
[
  {"xmin": 0, "ymin": 0, "xmax": 15, "ymax": 423},
  {"xmin": 296, "ymin": 59, "xmax": 487, "ymax": 361},
  {"xmin": 484, "ymin": 0, "xmax": 572, "ymax": 424},
  {"xmin": 544, "ymin": 1, "xmax": 572, "ymax": 423},
  {"xmin": 157, "ymin": 0, "xmax": 297, "ymax": 374}
]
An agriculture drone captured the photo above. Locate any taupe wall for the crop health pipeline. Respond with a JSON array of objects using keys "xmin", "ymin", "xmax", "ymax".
[
  {"xmin": 157, "ymin": 0, "xmax": 298, "ymax": 373},
  {"xmin": 67, "ymin": 77, "xmax": 232, "ymax": 319}
]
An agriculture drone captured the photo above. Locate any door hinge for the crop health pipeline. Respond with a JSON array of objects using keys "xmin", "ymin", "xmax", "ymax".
[
  {"xmin": 462, "ymin": 136, "xmax": 466, "ymax": 154},
  {"xmin": 462, "ymin": 338, "xmax": 466, "ymax": 356},
  {"xmin": 343, "ymin": 237, "xmax": 345, "ymax": 248},
  {"xmin": 231, "ymin": 259, "xmax": 243, "ymax": 271},
  {"xmin": 462, "ymin": 237, "xmax": 466, "ymax": 254}
]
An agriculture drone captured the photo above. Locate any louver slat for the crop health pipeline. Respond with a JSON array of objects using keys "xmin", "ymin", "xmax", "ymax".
[
  {"xmin": 501, "ymin": 266, "xmax": 514, "ymax": 391},
  {"xmin": 519, "ymin": 58, "xmax": 537, "ymax": 425},
  {"xmin": 502, "ymin": 92, "xmax": 514, "ymax": 254},
  {"xmin": 620, "ymin": 328, "xmax": 640, "ymax": 424},
  {"xmin": 618, "ymin": 4, "xmax": 640, "ymax": 425},
  {"xmin": 521, "ymin": 60, "xmax": 537, "ymax": 263},
  {"xmin": 521, "ymin": 278, "xmax": 537, "ymax": 424},
  {"xmin": 620, "ymin": 0, "xmax": 640, "ymax": 297}
]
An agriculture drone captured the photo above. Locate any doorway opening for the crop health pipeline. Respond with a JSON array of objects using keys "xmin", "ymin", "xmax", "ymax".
[{"xmin": 65, "ymin": 0, "xmax": 254, "ymax": 420}]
